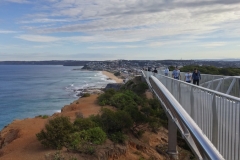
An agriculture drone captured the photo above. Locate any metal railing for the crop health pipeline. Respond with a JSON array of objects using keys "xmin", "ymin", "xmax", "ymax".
[
  {"xmin": 143, "ymin": 71, "xmax": 240, "ymax": 160},
  {"xmin": 157, "ymin": 70, "xmax": 240, "ymax": 98}
]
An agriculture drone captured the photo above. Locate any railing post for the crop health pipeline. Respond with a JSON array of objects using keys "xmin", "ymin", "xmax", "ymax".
[
  {"xmin": 178, "ymin": 82, "xmax": 181, "ymax": 103},
  {"xmin": 190, "ymin": 87, "xmax": 195, "ymax": 120},
  {"xmin": 168, "ymin": 117, "xmax": 178, "ymax": 159},
  {"xmin": 239, "ymin": 79, "xmax": 240, "ymax": 97},
  {"xmin": 212, "ymin": 94, "xmax": 218, "ymax": 148}
]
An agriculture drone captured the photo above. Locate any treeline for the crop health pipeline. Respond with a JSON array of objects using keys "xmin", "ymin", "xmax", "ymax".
[{"xmin": 170, "ymin": 65, "xmax": 240, "ymax": 76}]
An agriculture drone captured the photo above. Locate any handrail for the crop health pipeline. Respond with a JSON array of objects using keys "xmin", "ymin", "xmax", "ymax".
[
  {"xmin": 149, "ymin": 75, "xmax": 224, "ymax": 159},
  {"xmin": 142, "ymin": 71, "xmax": 224, "ymax": 159},
  {"xmin": 156, "ymin": 72, "xmax": 240, "ymax": 102}
]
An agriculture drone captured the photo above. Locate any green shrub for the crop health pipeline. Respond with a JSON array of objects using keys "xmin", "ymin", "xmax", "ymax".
[
  {"xmin": 114, "ymin": 72, "xmax": 121, "ymax": 76},
  {"xmin": 132, "ymin": 82, "xmax": 148, "ymax": 96},
  {"xmin": 148, "ymin": 98, "xmax": 161, "ymax": 110},
  {"xmin": 98, "ymin": 89, "xmax": 116, "ymax": 106},
  {"xmin": 109, "ymin": 132, "xmax": 127, "ymax": 144},
  {"xmin": 140, "ymin": 107, "xmax": 152, "ymax": 117},
  {"xmin": 148, "ymin": 117, "xmax": 162, "ymax": 132},
  {"xmin": 67, "ymin": 127, "xmax": 106, "ymax": 150},
  {"xmin": 42, "ymin": 115, "xmax": 49, "ymax": 119},
  {"xmin": 36, "ymin": 115, "xmax": 49, "ymax": 119},
  {"xmin": 73, "ymin": 118, "xmax": 97, "ymax": 131},
  {"xmin": 45, "ymin": 151, "xmax": 78, "ymax": 160},
  {"xmin": 75, "ymin": 112, "xmax": 83, "ymax": 118},
  {"xmin": 110, "ymin": 92, "xmax": 137, "ymax": 109},
  {"xmin": 82, "ymin": 93, "xmax": 90, "ymax": 97},
  {"xmin": 79, "ymin": 127, "xmax": 107, "ymax": 145},
  {"xmin": 45, "ymin": 151, "xmax": 65, "ymax": 160},
  {"xmin": 100, "ymin": 109, "xmax": 133, "ymax": 133},
  {"xmin": 36, "ymin": 116, "xmax": 73, "ymax": 149},
  {"xmin": 124, "ymin": 106, "xmax": 147, "ymax": 125},
  {"xmin": 67, "ymin": 132, "xmax": 82, "ymax": 151},
  {"xmin": 84, "ymin": 145, "xmax": 95, "ymax": 155},
  {"xmin": 89, "ymin": 115, "xmax": 103, "ymax": 128}
]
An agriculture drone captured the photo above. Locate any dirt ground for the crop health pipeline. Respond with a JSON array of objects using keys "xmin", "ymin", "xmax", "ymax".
[
  {"xmin": 0, "ymin": 95, "xmax": 103, "ymax": 160},
  {"xmin": 0, "ymin": 92, "xmax": 193, "ymax": 160}
]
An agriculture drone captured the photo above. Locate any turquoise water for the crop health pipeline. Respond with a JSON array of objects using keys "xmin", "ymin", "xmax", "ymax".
[{"xmin": 0, "ymin": 65, "xmax": 114, "ymax": 130}]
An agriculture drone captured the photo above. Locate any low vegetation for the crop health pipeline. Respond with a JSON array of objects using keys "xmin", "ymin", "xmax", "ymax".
[
  {"xmin": 81, "ymin": 93, "xmax": 90, "ymax": 97},
  {"xmin": 36, "ymin": 76, "xmax": 192, "ymax": 159},
  {"xmin": 114, "ymin": 71, "xmax": 121, "ymax": 76},
  {"xmin": 170, "ymin": 65, "xmax": 240, "ymax": 76}
]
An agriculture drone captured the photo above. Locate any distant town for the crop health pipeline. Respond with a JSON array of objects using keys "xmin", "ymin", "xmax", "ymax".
[
  {"xmin": 1, "ymin": 60, "xmax": 240, "ymax": 81},
  {"xmin": 1, "ymin": 60, "xmax": 240, "ymax": 68}
]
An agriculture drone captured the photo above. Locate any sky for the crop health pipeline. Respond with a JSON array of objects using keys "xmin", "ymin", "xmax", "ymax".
[{"xmin": 0, "ymin": 0, "xmax": 240, "ymax": 61}]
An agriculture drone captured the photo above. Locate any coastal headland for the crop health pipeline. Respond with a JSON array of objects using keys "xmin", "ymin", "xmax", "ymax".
[{"xmin": 0, "ymin": 71, "xmax": 192, "ymax": 160}]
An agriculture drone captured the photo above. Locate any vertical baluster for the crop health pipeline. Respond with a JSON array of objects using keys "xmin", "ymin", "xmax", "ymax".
[
  {"xmin": 202, "ymin": 91, "xmax": 205, "ymax": 134},
  {"xmin": 190, "ymin": 87, "xmax": 194, "ymax": 120},
  {"xmin": 212, "ymin": 94, "xmax": 218, "ymax": 147},
  {"xmin": 218, "ymin": 96, "xmax": 222, "ymax": 153},
  {"xmin": 228, "ymin": 100, "xmax": 232, "ymax": 160},
  {"xmin": 223, "ymin": 98, "xmax": 227, "ymax": 159},
  {"xmin": 226, "ymin": 99, "xmax": 230, "ymax": 159},
  {"xmin": 206, "ymin": 91, "xmax": 208, "ymax": 137},
  {"xmin": 231, "ymin": 102, "xmax": 236, "ymax": 160},
  {"xmin": 236, "ymin": 102, "xmax": 240, "ymax": 160}
]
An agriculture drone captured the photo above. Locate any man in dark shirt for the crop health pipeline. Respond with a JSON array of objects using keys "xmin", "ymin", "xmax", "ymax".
[
  {"xmin": 153, "ymin": 67, "xmax": 158, "ymax": 75},
  {"xmin": 192, "ymin": 68, "xmax": 201, "ymax": 85}
]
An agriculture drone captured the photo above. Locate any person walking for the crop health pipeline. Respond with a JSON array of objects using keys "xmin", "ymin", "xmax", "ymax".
[
  {"xmin": 153, "ymin": 67, "xmax": 158, "ymax": 75},
  {"xmin": 164, "ymin": 67, "xmax": 169, "ymax": 76},
  {"xmin": 172, "ymin": 66, "xmax": 181, "ymax": 80},
  {"xmin": 184, "ymin": 71, "xmax": 192, "ymax": 83},
  {"xmin": 192, "ymin": 68, "xmax": 201, "ymax": 85}
]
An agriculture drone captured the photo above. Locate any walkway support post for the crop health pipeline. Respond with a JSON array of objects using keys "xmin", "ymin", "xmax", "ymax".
[{"xmin": 167, "ymin": 117, "xmax": 178, "ymax": 159}]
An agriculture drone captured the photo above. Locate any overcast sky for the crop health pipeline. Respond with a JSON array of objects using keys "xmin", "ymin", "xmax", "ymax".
[{"xmin": 0, "ymin": 0, "xmax": 240, "ymax": 60}]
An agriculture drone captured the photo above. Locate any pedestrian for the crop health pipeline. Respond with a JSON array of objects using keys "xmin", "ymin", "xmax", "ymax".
[
  {"xmin": 148, "ymin": 67, "xmax": 152, "ymax": 72},
  {"xmin": 164, "ymin": 67, "xmax": 169, "ymax": 76},
  {"xmin": 153, "ymin": 67, "xmax": 158, "ymax": 75},
  {"xmin": 172, "ymin": 66, "xmax": 181, "ymax": 80},
  {"xmin": 184, "ymin": 71, "xmax": 192, "ymax": 83},
  {"xmin": 192, "ymin": 68, "xmax": 201, "ymax": 85}
]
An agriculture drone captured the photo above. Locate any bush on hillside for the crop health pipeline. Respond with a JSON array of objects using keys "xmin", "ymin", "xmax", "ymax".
[
  {"xmin": 109, "ymin": 131, "xmax": 127, "ymax": 144},
  {"xmin": 100, "ymin": 108, "xmax": 133, "ymax": 134},
  {"xmin": 121, "ymin": 80, "xmax": 148, "ymax": 96},
  {"xmin": 73, "ymin": 118, "xmax": 97, "ymax": 131},
  {"xmin": 36, "ymin": 116, "xmax": 74, "ymax": 149},
  {"xmin": 82, "ymin": 93, "xmax": 90, "ymax": 97},
  {"xmin": 131, "ymin": 82, "xmax": 148, "ymax": 96},
  {"xmin": 110, "ymin": 92, "xmax": 138, "ymax": 109},
  {"xmin": 114, "ymin": 72, "xmax": 121, "ymax": 76},
  {"xmin": 98, "ymin": 89, "xmax": 116, "ymax": 106}
]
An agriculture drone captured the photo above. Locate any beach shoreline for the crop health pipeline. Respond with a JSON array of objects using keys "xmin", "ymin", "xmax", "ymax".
[{"xmin": 101, "ymin": 71, "xmax": 123, "ymax": 83}]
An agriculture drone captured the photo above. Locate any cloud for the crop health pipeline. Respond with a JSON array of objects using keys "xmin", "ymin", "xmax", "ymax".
[
  {"xmin": 0, "ymin": 30, "xmax": 17, "ymax": 34},
  {"xmin": 4, "ymin": 0, "xmax": 30, "ymax": 3},
  {"xmin": 16, "ymin": 35, "xmax": 60, "ymax": 42},
  {"xmin": 89, "ymin": 45, "xmax": 142, "ymax": 49},
  {"xmin": 7, "ymin": 0, "xmax": 240, "ymax": 48},
  {"xmin": 200, "ymin": 42, "xmax": 226, "ymax": 48}
]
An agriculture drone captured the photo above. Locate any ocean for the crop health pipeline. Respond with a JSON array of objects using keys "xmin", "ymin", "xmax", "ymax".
[{"xmin": 0, "ymin": 65, "xmax": 115, "ymax": 130}]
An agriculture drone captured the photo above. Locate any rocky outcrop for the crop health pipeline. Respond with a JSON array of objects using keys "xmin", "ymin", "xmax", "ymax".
[
  {"xmin": 104, "ymin": 83, "xmax": 123, "ymax": 90},
  {"xmin": 0, "ymin": 128, "xmax": 20, "ymax": 149}
]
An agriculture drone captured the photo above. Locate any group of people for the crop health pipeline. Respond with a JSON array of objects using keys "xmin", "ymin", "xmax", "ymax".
[{"xmin": 164, "ymin": 67, "xmax": 201, "ymax": 85}]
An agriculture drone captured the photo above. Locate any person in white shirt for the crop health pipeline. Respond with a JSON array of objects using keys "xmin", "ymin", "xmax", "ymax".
[
  {"xmin": 172, "ymin": 67, "xmax": 181, "ymax": 80},
  {"xmin": 184, "ymin": 71, "xmax": 192, "ymax": 83},
  {"xmin": 164, "ymin": 67, "xmax": 169, "ymax": 76}
]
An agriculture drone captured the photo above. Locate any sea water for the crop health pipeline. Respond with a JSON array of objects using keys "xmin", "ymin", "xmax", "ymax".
[{"xmin": 0, "ymin": 65, "xmax": 115, "ymax": 130}]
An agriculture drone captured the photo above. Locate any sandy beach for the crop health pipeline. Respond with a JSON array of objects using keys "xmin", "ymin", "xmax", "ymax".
[{"xmin": 101, "ymin": 71, "xmax": 123, "ymax": 83}]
